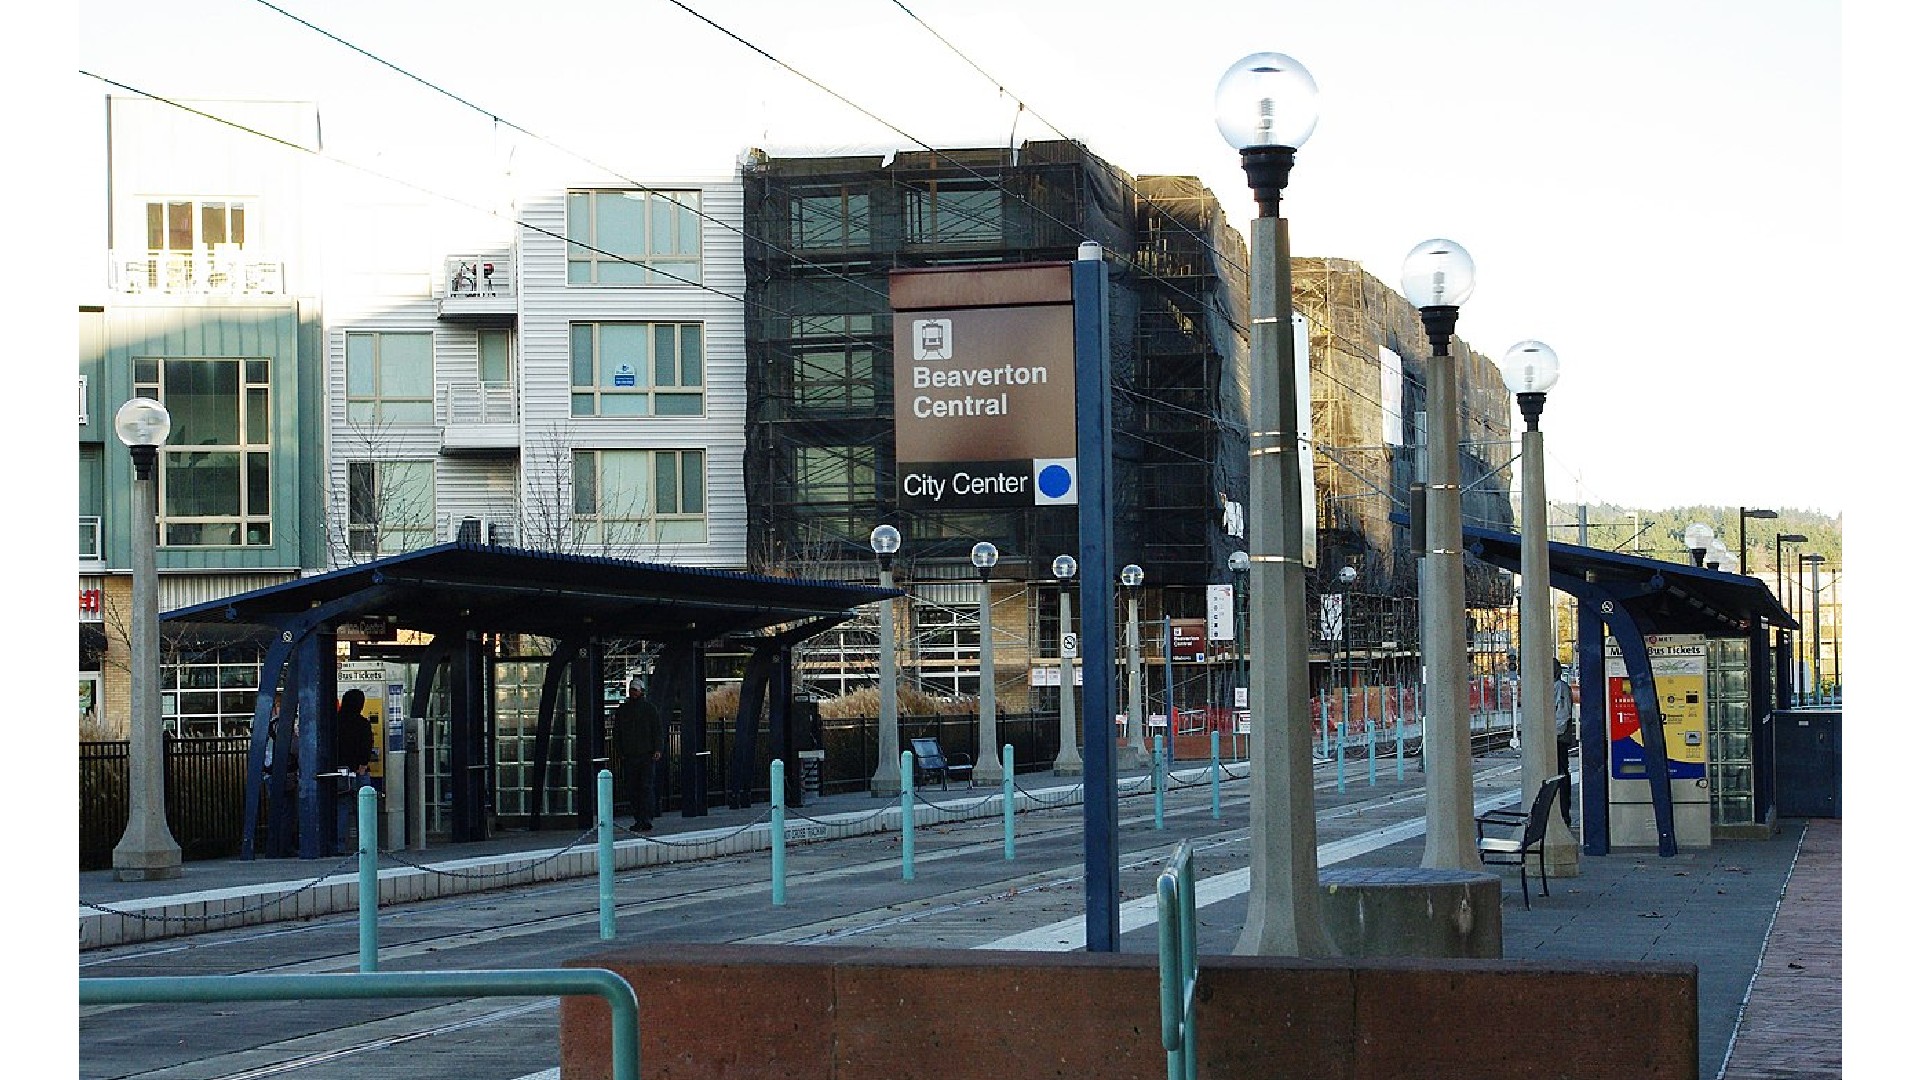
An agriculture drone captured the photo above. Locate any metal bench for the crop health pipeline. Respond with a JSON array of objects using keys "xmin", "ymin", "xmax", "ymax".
[{"xmin": 909, "ymin": 737, "xmax": 973, "ymax": 790}]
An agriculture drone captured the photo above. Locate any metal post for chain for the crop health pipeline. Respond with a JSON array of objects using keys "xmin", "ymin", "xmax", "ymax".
[
  {"xmin": 1396, "ymin": 714, "xmax": 1406, "ymax": 781},
  {"xmin": 901, "ymin": 749, "xmax": 914, "ymax": 881},
  {"xmin": 771, "ymin": 759, "xmax": 786, "ymax": 906},
  {"xmin": 1153, "ymin": 734, "xmax": 1166, "ymax": 829},
  {"xmin": 1319, "ymin": 694, "xmax": 1330, "ymax": 758},
  {"xmin": 1366, "ymin": 719, "xmax": 1377, "ymax": 786},
  {"xmin": 598, "ymin": 769, "xmax": 614, "ymax": 939},
  {"xmin": 1210, "ymin": 730, "xmax": 1221, "ymax": 820},
  {"xmin": 358, "ymin": 784, "xmax": 378, "ymax": 972},
  {"xmin": 1001, "ymin": 744, "xmax": 1015, "ymax": 861}
]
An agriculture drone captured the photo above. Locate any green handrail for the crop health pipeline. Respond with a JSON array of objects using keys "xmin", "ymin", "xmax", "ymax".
[
  {"xmin": 80, "ymin": 968, "xmax": 642, "ymax": 1080},
  {"xmin": 1156, "ymin": 841, "xmax": 1198, "ymax": 1080}
]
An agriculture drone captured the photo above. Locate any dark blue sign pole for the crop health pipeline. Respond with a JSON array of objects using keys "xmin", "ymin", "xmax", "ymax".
[{"xmin": 1073, "ymin": 244, "xmax": 1119, "ymax": 952}]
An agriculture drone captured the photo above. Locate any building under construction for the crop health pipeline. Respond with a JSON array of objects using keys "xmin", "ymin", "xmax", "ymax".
[{"xmin": 739, "ymin": 140, "xmax": 1514, "ymax": 716}]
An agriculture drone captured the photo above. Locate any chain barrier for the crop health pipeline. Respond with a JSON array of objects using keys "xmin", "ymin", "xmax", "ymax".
[
  {"xmin": 789, "ymin": 802, "xmax": 899, "ymax": 829},
  {"xmin": 610, "ymin": 813, "xmax": 771, "ymax": 849},
  {"xmin": 911, "ymin": 788, "xmax": 1002, "ymax": 818},
  {"xmin": 82, "ymin": 853, "xmax": 359, "ymax": 925},
  {"xmin": 382, "ymin": 828, "xmax": 598, "ymax": 882},
  {"xmin": 1012, "ymin": 779, "xmax": 1085, "ymax": 804}
]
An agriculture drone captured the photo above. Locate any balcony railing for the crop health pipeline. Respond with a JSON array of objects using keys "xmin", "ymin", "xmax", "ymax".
[
  {"xmin": 438, "ymin": 381, "xmax": 518, "ymax": 426},
  {"xmin": 110, "ymin": 249, "xmax": 285, "ymax": 296},
  {"xmin": 437, "ymin": 255, "xmax": 516, "ymax": 321},
  {"xmin": 79, "ymin": 516, "xmax": 102, "ymax": 561}
]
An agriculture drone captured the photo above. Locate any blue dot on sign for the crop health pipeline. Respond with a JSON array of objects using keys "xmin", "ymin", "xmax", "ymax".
[{"xmin": 1038, "ymin": 464, "xmax": 1073, "ymax": 499}]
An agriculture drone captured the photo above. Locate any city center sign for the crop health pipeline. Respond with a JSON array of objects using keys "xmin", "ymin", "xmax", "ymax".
[{"xmin": 890, "ymin": 263, "xmax": 1077, "ymax": 509}]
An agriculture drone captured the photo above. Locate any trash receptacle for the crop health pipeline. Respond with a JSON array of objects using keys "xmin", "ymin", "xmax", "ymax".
[{"xmin": 797, "ymin": 749, "xmax": 825, "ymax": 804}]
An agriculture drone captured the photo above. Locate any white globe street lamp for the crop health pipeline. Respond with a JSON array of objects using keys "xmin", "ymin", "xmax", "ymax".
[
  {"xmin": 970, "ymin": 541, "xmax": 1003, "ymax": 786},
  {"xmin": 111, "ymin": 397, "xmax": 183, "ymax": 880},
  {"xmin": 1119, "ymin": 563, "xmax": 1149, "ymax": 770},
  {"xmin": 869, "ymin": 525, "xmax": 903, "ymax": 797},
  {"xmin": 1218, "ymin": 51, "xmax": 1333, "ymax": 957},
  {"xmin": 1051, "ymin": 555, "xmax": 1083, "ymax": 776},
  {"xmin": 1402, "ymin": 237, "xmax": 1481, "ymax": 872},
  {"xmin": 1501, "ymin": 340, "xmax": 1579, "ymax": 877}
]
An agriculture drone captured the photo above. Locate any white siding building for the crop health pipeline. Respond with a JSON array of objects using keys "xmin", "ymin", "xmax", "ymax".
[{"xmin": 322, "ymin": 175, "xmax": 749, "ymax": 570}]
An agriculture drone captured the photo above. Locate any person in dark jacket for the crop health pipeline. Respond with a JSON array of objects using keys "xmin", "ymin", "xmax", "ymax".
[
  {"xmin": 613, "ymin": 677, "xmax": 662, "ymax": 831},
  {"xmin": 333, "ymin": 689, "xmax": 375, "ymax": 853}
]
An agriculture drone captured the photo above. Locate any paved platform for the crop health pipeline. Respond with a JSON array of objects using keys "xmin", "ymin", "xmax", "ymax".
[{"xmin": 78, "ymin": 756, "xmax": 1842, "ymax": 1078}]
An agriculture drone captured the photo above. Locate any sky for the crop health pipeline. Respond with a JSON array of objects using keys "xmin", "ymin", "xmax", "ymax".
[{"xmin": 55, "ymin": 0, "xmax": 1851, "ymax": 518}]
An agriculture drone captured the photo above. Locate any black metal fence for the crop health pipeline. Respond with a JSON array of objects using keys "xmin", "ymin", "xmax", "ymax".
[{"xmin": 79, "ymin": 736, "xmax": 251, "ymax": 871}]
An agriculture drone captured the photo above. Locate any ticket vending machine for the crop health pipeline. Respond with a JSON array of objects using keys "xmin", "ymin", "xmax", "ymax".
[{"xmin": 1606, "ymin": 633, "xmax": 1712, "ymax": 848}]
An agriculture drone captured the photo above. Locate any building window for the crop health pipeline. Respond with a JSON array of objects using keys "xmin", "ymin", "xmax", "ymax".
[
  {"xmin": 570, "ymin": 322, "xmax": 704, "ymax": 417},
  {"xmin": 905, "ymin": 180, "xmax": 1000, "ymax": 245},
  {"xmin": 160, "ymin": 647, "xmax": 263, "ymax": 739},
  {"xmin": 134, "ymin": 356, "xmax": 272, "ymax": 547},
  {"xmin": 790, "ymin": 314, "xmax": 876, "ymax": 412},
  {"xmin": 795, "ymin": 445, "xmax": 874, "ymax": 506},
  {"xmin": 346, "ymin": 331, "xmax": 434, "ymax": 425},
  {"xmin": 479, "ymin": 327, "xmax": 513, "ymax": 387},
  {"xmin": 566, "ymin": 189, "xmax": 702, "ymax": 285},
  {"xmin": 347, "ymin": 459, "xmax": 436, "ymax": 556},
  {"xmin": 572, "ymin": 448, "xmax": 707, "ymax": 547},
  {"xmin": 792, "ymin": 189, "xmax": 870, "ymax": 249}
]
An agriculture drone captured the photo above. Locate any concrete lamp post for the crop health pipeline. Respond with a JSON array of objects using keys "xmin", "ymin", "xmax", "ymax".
[
  {"xmin": 1685, "ymin": 522, "xmax": 1715, "ymax": 568},
  {"xmin": 970, "ymin": 541, "xmax": 1003, "ymax": 786},
  {"xmin": 1119, "ymin": 563, "xmax": 1149, "ymax": 770},
  {"xmin": 112, "ymin": 397, "xmax": 183, "ymax": 881},
  {"xmin": 1499, "ymin": 340, "xmax": 1579, "ymax": 876},
  {"xmin": 1217, "ymin": 50, "xmax": 1334, "ymax": 956},
  {"xmin": 869, "ymin": 524, "xmax": 903, "ymax": 797},
  {"xmin": 1402, "ymin": 237, "xmax": 1482, "ymax": 872},
  {"xmin": 1229, "ymin": 550, "xmax": 1251, "ymax": 715},
  {"xmin": 1051, "ymin": 555, "xmax": 1084, "ymax": 776},
  {"xmin": 1336, "ymin": 564, "xmax": 1357, "ymax": 733}
]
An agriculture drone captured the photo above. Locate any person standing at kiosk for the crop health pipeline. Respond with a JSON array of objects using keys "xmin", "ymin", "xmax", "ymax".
[
  {"xmin": 333, "ymin": 689, "xmax": 375, "ymax": 853},
  {"xmin": 614, "ymin": 677, "xmax": 662, "ymax": 831},
  {"xmin": 1554, "ymin": 661, "xmax": 1576, "ymax": 826}
]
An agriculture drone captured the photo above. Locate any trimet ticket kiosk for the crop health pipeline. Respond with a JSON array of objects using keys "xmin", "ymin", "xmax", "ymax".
[{"xmin": 1604, "ymin": 632, "xmax": 1760, "ymax": 849}]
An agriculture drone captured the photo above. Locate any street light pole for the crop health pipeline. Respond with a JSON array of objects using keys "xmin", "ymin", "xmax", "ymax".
[
  {"xmin": 1229, "ymin": 550, "xmax": 1251, "ymax": 721},
  {"xmin": 1804, "ymin": 553, "xmax": 1826, "ymax": 704},
  {"xmin": 1337, "ymin": 564, "xmax": 1357, "ymax": 736},
  {"xmin": 1773, "ymin": 532, "xmax": 1806, "ymax": 706},
  {"xmin": 112, "ymin": 397, "xmax": 183, "ymax": 881},
  {"xmin": 1217, "ymin": 51, "xmax": 1333, "ymax": 956},
  {"xmin": 869, "ymin": 525, "xmax": 903, "ymax": 797},
  {"xmin": 1403, "ymin": 238, "xmax": 1482, "ymax": 871},
  {"xmin": 1500, "ymin": 341, "xmax": 1578, "ymax": 875},
  {"xmin": 1685, "ymin": 522, "xmax": 1714, "ymax": 568},
  {"xmin": 1051, "ymin": 555, "xmax": 1083, "ymax": 775},
  {"xmin": 1120, "ymin": 563, "xmax": 1147, "ymax": 770},
  {"xmin": 971, "ymin": 542, "xmax": 1003, "ymax": 786},
  {"xmin": 1737, "ymin": 508, "xmax": 1777, "ymax": 576}
]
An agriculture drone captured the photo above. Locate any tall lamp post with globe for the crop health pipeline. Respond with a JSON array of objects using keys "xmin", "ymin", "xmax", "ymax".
[
  {"xmin": 1120, "ymin": 563, "xmax": 1148, "ymax": 769},
  {"xmin": 112, "ymin": 397, "xmax": 183, "ymax": 881},
  {"xmin": 1051, "ymin": 555, "xmax": 1083, "ymax": 775},
  {"xmin": 970, "ymin": 541, "xmax": 1003, "ymax": 786},
  {"xmin": 869, "ymin": 525, "xmax": 903, "ymax": 797},
  {"xmin": 1500, "ymin": 340, "xmax": 1579, "ymax": 876},
  {"xmin": 1216, "ymin": 50, "xmax": 1333, "ymax": 956},
  {"xmin": 1402, "ymin": 237, "xmax": 1482, "ymax": 871}
]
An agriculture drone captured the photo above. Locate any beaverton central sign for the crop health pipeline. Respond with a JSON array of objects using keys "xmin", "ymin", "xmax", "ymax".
[{"xmin": 890, "ymin": 263, "xmax": 1077, "ymax": 509}]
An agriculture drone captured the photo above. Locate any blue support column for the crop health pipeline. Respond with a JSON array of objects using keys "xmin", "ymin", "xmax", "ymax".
[{"xmin": 1074, "ymin": 249, "xmax": 1119, "ymax": 952}]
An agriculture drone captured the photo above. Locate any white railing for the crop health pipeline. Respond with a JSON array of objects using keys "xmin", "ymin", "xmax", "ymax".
[
  {"xmin": 110, "ymin": 249, "xmax": 285, "ymax": 296},
  {"xmin": 442, "ymin": 256, "xmax": 513, "ymax": 299},
  {"xmin": 79, "ymin": 516, "xmax": 102, "ymax": 560},
  {"xmin": 437, "ymin": 380, "xmax": 518, "ymax": 425}
]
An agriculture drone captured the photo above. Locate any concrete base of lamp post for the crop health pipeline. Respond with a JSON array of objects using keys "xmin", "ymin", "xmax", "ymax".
[{"xmin": 1545, "ymin": 831, "xmax": 1581, "ymax": 877}]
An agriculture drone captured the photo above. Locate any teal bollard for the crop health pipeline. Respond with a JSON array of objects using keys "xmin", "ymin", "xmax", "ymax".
[
  {"xmin": 1335, "ymin": 721, "xmax": 1346, "ymax": 793},
  {"xmin": 1366, "ymin": 719, "xmax": 1377, "ymax": 785},
  {"xmin": 1153, "ymin": 734, "xmax": 1166, "ymax": 830},
  {"xmin": 598, "ymin": 769, "xmax": 614, "ymax": 940},
  {"xmin": 771, "ymin": 759, "xmax": 786, "ymax": 906},
  {"xmin": 1395, "ymin": 715, "xmax": 1406, "ymax": 781},
  {"xmin": 1210, "ymin": 730, "xmax": 1221, "ymax": 820},
  {"xmin": 901, "ymin": 749, "xmax": 914, "ymax": 881},
  {"xmin": 1001, "ymin": 744, "xmax": 1015, "ymax": 861},
  {"xmin": 358, "ymin": 784, "xmax": 378, "ymax": 972},
  {"xmin": 1319, "ymin": 695, "xmax": 1330, "ymax": 758}
]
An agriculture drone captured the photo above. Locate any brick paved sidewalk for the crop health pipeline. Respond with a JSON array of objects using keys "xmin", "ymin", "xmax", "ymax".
[{"xmin": 1719, "ymin": 818, "xmax": 1841, "ymax": 1079}]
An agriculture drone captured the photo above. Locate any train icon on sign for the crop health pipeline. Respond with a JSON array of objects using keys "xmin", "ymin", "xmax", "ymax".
[{"xmin": 912, "ymin": 319, "xmax": 952, "ymax": 361}]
